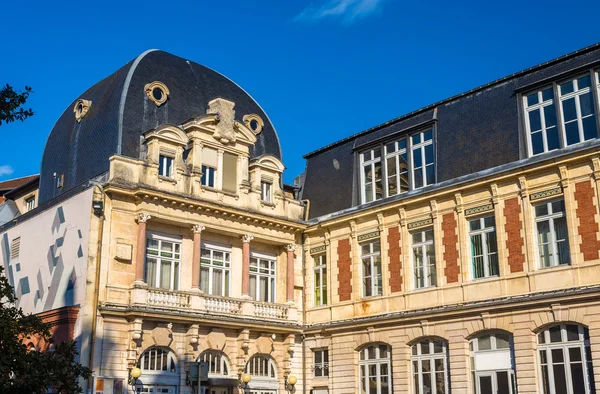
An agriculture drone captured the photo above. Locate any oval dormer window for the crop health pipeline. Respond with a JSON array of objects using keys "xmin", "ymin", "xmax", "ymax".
[
  {"xmin": 145, "ymin": 81, "xmax": 170, "ymax": 106},
  {"xmin": 243, "ymin": 114, "xmax": 264, "ymax": 135},
  {"xmin": 73, "ymin": 99, "xmax": 92, "ymax": 123}
]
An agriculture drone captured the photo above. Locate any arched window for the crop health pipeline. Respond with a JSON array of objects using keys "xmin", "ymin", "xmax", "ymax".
[
  {"xmin": 358, "ymin": 344, "xmax": 391, "ymax": 394},
  {"xmin": 140, "ymin": 347, "xmax": 178, "ymax": 374},
  {"xmin": 199, "ymin": 350, "xmax": 230, "ymax": 377},
  {"xmin": 246, "ymin": 355, "xmax": 277, "ymax": 379},
  {"xmin": 411, "ymin": 338, "xmax": 448, "ymax": 394},
  {"xmin": 538, "ymin": 324, "xmax": 595, "ymax": 394},
  {"xmin": 470, "ymin": 332, "xmax": 516, "ymax": 394}
]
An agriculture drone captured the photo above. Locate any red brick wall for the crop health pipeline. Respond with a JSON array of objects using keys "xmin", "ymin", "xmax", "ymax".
[
  {"xmin": 504, "ymin": 197, "xmax": 525, "ymax": 272},
  {"xmin": 388, "ymin": 226, "xmax": 402, "ymax": 292},
  {"xmin": 337, "ymin": 238, "xmax": 352, "ymax": 301},
  {"xmin": 442, "ymin": 213, "xmax": 460, "ymax": 283},
  {"xmin": 25, "ymin": 306, "xmax": 80, "ymax": 351},
  {"xmin": 575, "ymin": 180, "xmax": 600, "ymax": 261}
]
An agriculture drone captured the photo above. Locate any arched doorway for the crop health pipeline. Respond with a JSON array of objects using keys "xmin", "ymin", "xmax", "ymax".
[
  {"xmin": 245, "ymin": 354, "xmax": 278, "ymax": 394},
  {"xmin": 136, "ymin": 347, "xmax": 179, "ymax": 394},
  {"xmin": 198, "ymin": 350, "xmax": 238, "ymax": 394}
]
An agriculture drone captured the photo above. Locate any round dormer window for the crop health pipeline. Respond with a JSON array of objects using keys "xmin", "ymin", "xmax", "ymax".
[
  {"xmin": 144, "ymin": 81, "xmax": 170, "ymax": 107},
  {"xmin": 73, "ymin": 99, "xmax": 92, "ymax": 123},
  {"xmin": 243, "ymin": 114, "xmax": 264, "ymax": 135},
  {"xmin": 152, "ymin": 87, "xmax": 164, "ymax": 101}
]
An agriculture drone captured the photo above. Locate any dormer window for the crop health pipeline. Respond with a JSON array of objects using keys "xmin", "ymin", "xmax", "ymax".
[
  {"xmin": 158, "ymin": 155, "xmax": 174, "ymax": 178},
  {"xmin": 201, "ymin": 165, "xmax": 216, "ymax": 187},
  {"xmin": 261, "ymin": 180, "xmax": 272, "ymax": 203}
]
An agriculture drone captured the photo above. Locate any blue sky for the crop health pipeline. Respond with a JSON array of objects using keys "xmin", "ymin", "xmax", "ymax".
[{"xmin": 1, "ymin": 0, "xmax": 599, "ymax": 183}]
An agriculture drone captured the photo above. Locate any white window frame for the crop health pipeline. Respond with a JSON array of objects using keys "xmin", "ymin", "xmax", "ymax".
[
  {"xmin": 411, "ymin": 339, "xmax": 449, "ymax": 394},
  {"xmin": 261, "ymin": 181, "xmax": 273, "ymax": 203},
  {"xmin": 199, "ymin": 350, "xmax": 231, "ymax": 377},
  {"xmin": 313, "ymin": 254, "xmax": 327, "ymax": 306},
  {"xmin": 158, "ymin": 155, "xmax": 174, "ymax": 178},
  {"xmin": 358, "ymin": 344, "xmax": 391, "ymax": 394},
  {"xmin": 537, "ymin": 324, "xmax": 594, "ymax": 394},
  {"xmin": 249, "ymin": 252, "xmax": 276, "ymax": 303},
  {"xmin": 524, "ymin": 86, "xmax": 559, "ymax": 156},
  {"xmin": 558, "ymin": 73, "xmax": 598, "ymax": 146},
  {"xmin": 534, "ymin": 199, "xmax": 570, "ymax": 268},
  {"xmin": 140, "ymin": 347, "xmax": 178, "ymax": 374},
  {"xmin": 361, "ymin": 241, "xmax": 382, "ymax": 298},
  {"xmin": 469, "ymin": 216, "xmax": 499, "ymax": 279},
  {"xmin": 384, "ymin": 138, "xmax": 409, "ymax": 197},
  {"xmin": 410, "ymin": 130, "xmax": 435, "ymax": 189},
  {"xmin": 201, "ymin": 165, "xmax": 216, "ymax": 187},
  {"xmin": 313, "ymin": 348, "xmax": 329, "ymax": 378},
  {"xmin": 470, "ymin": 332, "xmax": 516, "ymax": 394},
  {"xmin": 25, "ymin": 196, "xmax": 35, "ymax": 212},
  {"xmin": 200, "ymin": 242, "xmax": 231, "ymax": 297},
  {"xmin": 360, "ymin": 147, "xmax": 382, "ymax": 203},
  {"xmin": 411, "ymin": 229, "xmax": 436, "ymax": 289},
  {"xmin": 145, "ymin": 233, "xmax": 181, "ymax": 290},
  {"xmin": 246, "ymin": 355, "xmax": 278, "ymax": 392}
]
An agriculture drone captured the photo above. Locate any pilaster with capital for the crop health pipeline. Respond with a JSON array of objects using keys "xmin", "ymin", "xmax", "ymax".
[
  {"xmin": 134, "ymin": 213, "xmax": 151, "ymax": 284},
  {"xmin": 241, "ymin": 235, "xmax": 254, "ymax": 297},
  {"xmin": 191, "ymin": 224, "xmax": 206, "ymax": 290},
  {"xmin": 285, "ymin": 244, "xmax": 297, "ymax": 302}
]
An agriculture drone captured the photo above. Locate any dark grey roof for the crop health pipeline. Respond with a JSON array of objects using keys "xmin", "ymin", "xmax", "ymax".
[
  {"xmin": 302, "ymin": 43, "xmax": 600, "ymax": 219},
  {"xmin": 39, "ymin": 50, "xmax": 281, "ymax": 204}
]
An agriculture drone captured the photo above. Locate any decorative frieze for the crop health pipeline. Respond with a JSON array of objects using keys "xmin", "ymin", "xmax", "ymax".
[
  {"xmin": 464, "ymin": 203, "xmax": 494, "ymax": 217},
  {"xmin": 310, "ymin": 245, "xmax": 327, "ymax": 255},
  {"xmin": 407, "ymin": 218, "xmax": 433, "ymax": 230},
  {"xmin": 529, "ymin": 187, "xmax": 562, "ymax": 201},
  {"xmin": 357, "ymin": 231, "xmax": 380, "ymax": 242}
]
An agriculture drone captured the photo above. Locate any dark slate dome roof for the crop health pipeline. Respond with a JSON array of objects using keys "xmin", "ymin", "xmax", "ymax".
[{"xmin": 39, "ymin": 50, "xmax": 281, "ymax": 204}]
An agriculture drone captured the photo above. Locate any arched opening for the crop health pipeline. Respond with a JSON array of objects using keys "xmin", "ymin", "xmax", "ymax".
[
  {"xmin": 410, "ymin": 338, "xmax": 448, "ymax": 394},
  {"xmin": 470, "ymin": 331, "xmax": 516, "ymax": 394},
  {"xmin": 245, "ymin": 354, "xmax": 278, "ymax": 393},
  {"xmin": 358, "ymin": 343, "xmax": 391, "ymax": 394},
  {"xmin": 137, "ymin": 347, "xmax": 179, "ymax": 393},
  {"xmin": 197, "ymin": 350, "xmax": 239, "ymax": 393},
  {"xmin": 537, "ymin": 323, "xmax": 595, "ymax": 394}
]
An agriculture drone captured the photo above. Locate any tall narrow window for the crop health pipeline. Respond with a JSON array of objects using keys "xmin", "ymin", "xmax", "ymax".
[
  {"xmin": 261, "ymin": 181, "xmax": 273, "ymax": 203},
  {"xmin": 559, "ymin": 74, "xmax": 598, "ymax": 146},
  {"xmin": 470, "ymin": 332, "xmax": 516, "ymax": 394},
  {"xmin": 145, "ymin": 235, "xmax": 181, "ymax": 290},
  {"xmin": 313, "ymin": 254, "xmax": 327, "ymax": 306},
  {"xmin": 411, "ymin": 129, "xmax": 434, "ymax": 189},
  {"xmin": 385, "ymin": 138, "xmax": 409, "ymax": 196},
  {"xmin": 359, "ymin": 344, "xmax": 391, "ymax": 394},
  {"xmin": 158, "ymin": 155, "xmax": 174, "ymax": 178},
  {"xmin": 249, "ymin": 253, "xmax": 276, "ymax": 302},
  {"xmin": 469, "ymin": 216, "xmax": 499, "ymax": 279},
  {"xmin": 200, "ymin": 243, "xmax": 231, "ymax": 297},
  {"xmin": 535, "ymin": 199, "xmax": 570, "ymax": 268},
  {"xmin": 201, "ymin": 165, "xmax": 216, "ymax": 187},
  {"xmin": 412, "ymin": 229, "xmax": 436, "ymax": 289},
  {"xmin": 222, "ymin": 152, "xmax": 238, "ymax": 193},
  {"xmin": 360, "ymin": 147, "xmax": 382, "ymax": 203},
  {"xmin": 361, "ymin": 241, "xmax": 382, "ymax": 297},
  {"xmin": 525, "ymin": 87, "xmax": 560, "ymax": 155},
  {"xmin": 411, "ymin": 339, "xmax": 448, "ymax": 394},
  {"xmin": 314, "ymin": 349, "xmax": 329, "ymax": 377},
  {"xmin": 25, "ymin": 196, "xmax": 35, "ymax": 212},
  {"xmin": 538, "ymin": 324, "xmax": 595, "ymax": 394}
]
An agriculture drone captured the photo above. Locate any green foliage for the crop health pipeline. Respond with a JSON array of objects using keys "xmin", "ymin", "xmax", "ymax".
[
  {"xmin": 0, "ymin": 266, "xmax": 91, "ymax": 393},
  {"xmin": 0, "ymin": 84, "xmax": 34, "ymax": 125}
]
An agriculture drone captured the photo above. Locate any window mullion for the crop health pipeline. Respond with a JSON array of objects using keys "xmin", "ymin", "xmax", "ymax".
[
  {"xmin": 482, "ymin": 230, "xmax": 490, "ymax": 277},
  {"xmin": 575, "ymin": 91, "xmax": 585, "ymax": 143},
  {"xmin": 549, "ymin": 215, "xmax": 558, "ymax": 267}
]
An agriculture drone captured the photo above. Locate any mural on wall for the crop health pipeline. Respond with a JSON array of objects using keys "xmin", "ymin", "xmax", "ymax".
[{"xmin": 0, "ymin": 188, "xmax": 93, "ymax": 315}]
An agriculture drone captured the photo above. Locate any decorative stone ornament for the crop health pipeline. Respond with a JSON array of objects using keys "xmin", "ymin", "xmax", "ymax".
[
  {"xmin": 207, "ymin": 98, "xmax": 236, "ymax": 144},
  {"xmin": 73, "ymin": 99, "xmax": 92, "ymax": 123},
  {"xmin": 243, "ymin": 113, "xmax": 264, "ymax": 135},
  {"xmin": 144, "ymin": 81, "xmax": 170, "ymax": 106}
]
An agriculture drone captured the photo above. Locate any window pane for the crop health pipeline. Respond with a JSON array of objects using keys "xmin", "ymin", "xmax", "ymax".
[
  {"xmin": 561, "ymin": 81, "xmax": 574, "ymax": 95},
  {"xmin": 549, "ymin": 326, "xmax": 563, "ymax": 343},
  {"xmin": 478, "ymin": 335, "xmax": 492, "ymax": 351},
  {"xmin": 547, "ymin": 125, "xmax": 560, "ymax": 151},
  {"xmin": 565, "ymin": 119, "xmax": 580, "ymax": 145},
  {"xmin": 571, "ymin": 360, "xmax": 586, "ymax": 394},
  {"xmin": 479, "ymin": 375, "xmax": 493, "ymax": 394},
  {"xmin": 527, "ymin": 92, "xmax": 539, "ymax": 106},
  {"xmin": 496, "ymin": 371, "xmax": 509, "ymax": 394},
  {"xmin": 529, "ymin": 110, "xmax": 542, "ymax": 131},
  {"xmin": 583, "ymin": 115, "xmax": 598, "ymax": 141},
  {"xmin": 532, "ymin": 131, "xmax": 544, "ymax": 154},
  {"xmin": 541, "ymin": 363, "xmax": 551, "ymax": 394},
  {"xmin": 496, "ymin": 334, "xmax": 510, "ymax": 349},
  {"xmin": 552, "ymin": 363, "xmax": 568, "ymax": 394},
  {"xmin": 433, "ymin": 340, "xmax": 443, "ymax": 354},
  {"xmin": 542, "ymin": 87, "xmax": 554, "ymax": 101},
  {"xmin": 566, "ymin": 325, "xmax": 580, "ymax": 341}
]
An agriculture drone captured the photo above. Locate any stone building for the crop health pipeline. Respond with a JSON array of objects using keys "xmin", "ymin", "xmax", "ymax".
[{"xmin": 2, "ymin": 43, "xmax": 600, "ymax": 394}]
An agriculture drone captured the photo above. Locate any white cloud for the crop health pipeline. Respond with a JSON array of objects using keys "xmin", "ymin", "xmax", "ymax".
[
  {"xmin": 294, "ymin": 0, "xmax": 386, "ymax": 23},
  {"xmin": 0, "ymin": 165, "xmax": 14, "ymax": 177}
]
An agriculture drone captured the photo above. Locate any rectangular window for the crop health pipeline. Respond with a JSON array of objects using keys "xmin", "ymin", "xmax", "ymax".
[
  {"xmin": 559, "ymin": 74, "xmax": 598, "ymax": 146},
  {"xmin": 469, "ymin": 216, "xmax": 499, "ymax": 279},
  {"xmin": 525, "ymin": 87, "xmax": 560, "ymax": 155},
  {"xmin": 412, "ymin": 229, "xmax": 436, "ymax": 289},
  {"xmin": 56, "ymin": 174, "xmax": 64, "ymax": 189},
  {"xmin": 261, "ymin": 181, "xmax": 272, "ymax": 203},
  {"xmin": 313, "ymin": 254, "xmax": 327, "ymax": 306},
  {"xmin": 158, "ymin": 155, "xmax": 174, "ymax": 178},
  {"xmin": 360, "ymin": 147, "xmax": 382, "ymax": 203},
  {"xmin": 201, "ymin": 165, "xmax": 216, "ymax": 187},
  {"xmin": 25, "ymin": 196, "xmax": 35, "ymax": 212},
  {"xmin": 361, "ymin": 241, "xmax": 382, "ymax": 297},
  {"xmin": 411, "ymin": 129, "xmax": 435, "ymax": 189},
  {"xmin": 200, "ymin": 243, "xmax": 231, "ymax": 297},
  {"xmin": 249, "ymin": 253, "xmax": 276, "ymax": 302},
  {"xmin": 145, "ymin": 235, "xmax": 181, "ymax": 290},
  {"xmin": 222, "ymin": 152, "xmax": 238, "ymax": 193},
  {"xmin": 535, "ymin": 200, "xmax": 570, "ymax": 268},
  {"xmin": 314, "ymin": 349, "xmax": 329, "ymax": 377},
  {"xmin": 385, "ymin": 138, "xmax": 409, "ymax": 196}
]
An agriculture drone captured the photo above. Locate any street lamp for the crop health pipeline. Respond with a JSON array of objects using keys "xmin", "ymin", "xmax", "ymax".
[
  {"xmin": 128, "ymin": 366, "xmax": 142, "ymax": 392},
  {"xmin": 285, "ymin": 375, "xmax": 297, "ymax": 393},
  {"xmin": 240, "ymin": 372, "xmax": 251, "ymax": 394}
]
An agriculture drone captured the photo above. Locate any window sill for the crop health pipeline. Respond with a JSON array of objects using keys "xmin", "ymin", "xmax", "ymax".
[
  {"xmin": 537, "ymin": 262, "xmax": 571, "ymax": 271},
  {"xmin": 158, "ymin": 175, "xmax": 176, "ymax": 184},
  {"xmin": 472, "ymin": 274, "xmax": 500, "ymax": 282},
  {"xmin": 411, "ymin": 285, "xmax": 437, "ymax": 293},
  {"xmin": 260, "ymin": 200, "xmax": 276, "ymax": 208},
  {"xmin": 201, "ymin": 185, "xmax": 239, "ymax": 198}
]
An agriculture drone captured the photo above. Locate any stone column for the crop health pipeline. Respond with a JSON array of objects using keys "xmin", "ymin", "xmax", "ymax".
[
  {"xmin": 241, "ymin": 235, "xmax": 254, "ymax": 297},
  {"xmin": 191, "ymin": 224, "xmax": 205, "ymax": 291},
  {"xmin": 135, "ymin": 213, "xmax": 151, "ymax": 284},
  {"xmin": 286, "ymin": 244, "xmax": 297, "ymax": 303}
]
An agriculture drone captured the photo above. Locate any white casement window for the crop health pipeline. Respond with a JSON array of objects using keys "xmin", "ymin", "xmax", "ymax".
[
  {"xmin": 385, "ymin": 138, "xmax": 409, "ymax": 196},
  {"xmin": 412, "ymin": 229, "xmax": 436, "ymax": 289},
  {"xmin": 199, "ymin": 350, "xmax": 230, "ymax": 377},
  {"xmin": 313, "ymin": 254, "xmax": 327, "ymax": 306},
  {"xmin": 470, "ymin": 332, "xmax": 517, "ymax": 394},
  {"xmin": 411, "ymin": 339, "xmax": 448, "ymax": 394},
  {"xmin": 201, "ymin": 165, "xmax": 216, "ymax": 187},
  {"xmin": 145, "ymin": 234, "xmax": 181, "ymax": 290},
  {"xmin": 140, "ymin": 347, "xmax": 178, "ymax": 373},
  {"xmin": 361, "ymin": 241, "xmax": 382, "ymax": 297},
  {"xmin": 261, "ymin": 181, "xmax": 273, "ymax": 203},
  {"xmin": 538, "ymin": 324, "xmax": 595, "ymax": 394},
  {"xmin": 360, "ymin": 147, "xmax": 383, "ymax": 203},
  {"xmin": 469, "ymin": 216, "xmax": 499, "ymax": 279},
  {"xmin": 525, "ymin": 86, "xmax": 560, "ymax": 155},
  {"xmin": 411, "ymin": 129, "xmax": 435, "ymax": 189},
  {"xmin": 359, "ymin": 344, "xmax": 391, "ymax": 394},
  {"xmin": 535, "ymin": 200, "xmax": 570, "ymax": 268},
  {"xmin": 249, "ymin": 252, "xmax": 276, "ymax": 302},
  {"xmin": 158, "ymin": 155, "xmax": 174, "ymax": 178},
  {"xmin": 314, "ymin": 349, "xmax": 329, "ymax": 377},
  {"xmin": 246, "ymin": 355, "xmax": 278, "ymax": 393},
  {"xmin": 200, "ymin": 243, "xmax": 231, "ymax": 297},
  {"xmin": 25, "ymin": 196, "xmax": 35, "ymax": 212},
  {"xmin": 559, "ymin": 74, "xmax": 598, "ymax": 147}
]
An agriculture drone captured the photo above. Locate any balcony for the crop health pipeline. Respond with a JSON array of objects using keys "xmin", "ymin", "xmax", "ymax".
[{"xmin": 106, "ymin": 285, "xmax": 296, "ymax": 322}]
